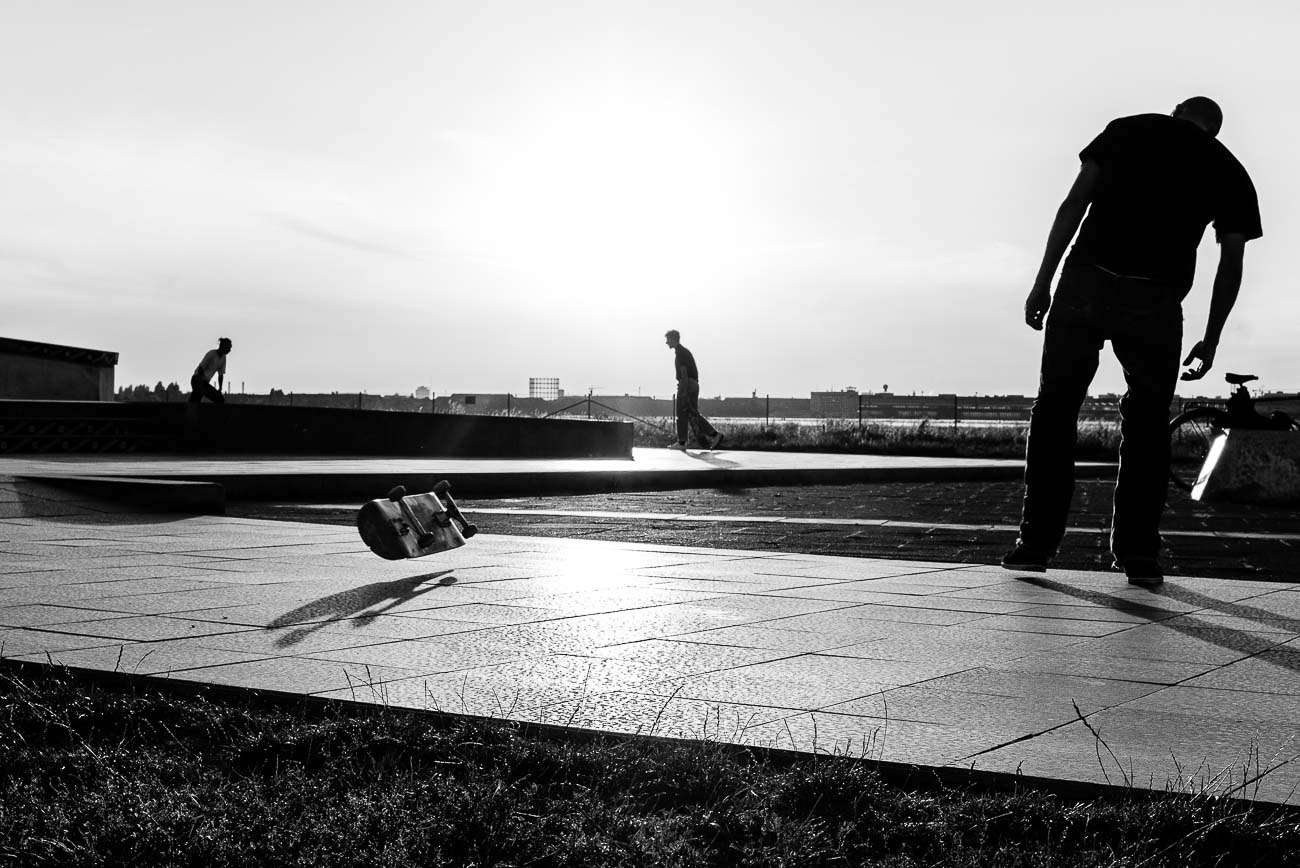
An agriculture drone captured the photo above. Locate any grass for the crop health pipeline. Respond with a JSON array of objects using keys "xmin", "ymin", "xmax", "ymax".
[
  {"xmin": 635, "ymin": 417, "xmax": 1214, "ymax": 468},
  {"xmin": 632, "ymin": 418, "xmax": 1125, "ymax": 462},
  {"xmin": 4, "ymin": 665, "xmax": 1300, "ymax": 867}
]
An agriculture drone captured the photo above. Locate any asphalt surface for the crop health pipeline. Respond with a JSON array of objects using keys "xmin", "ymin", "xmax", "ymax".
[{"xmin": 232, "ymin": 478, "xmax": 1298, "ymax": 582}]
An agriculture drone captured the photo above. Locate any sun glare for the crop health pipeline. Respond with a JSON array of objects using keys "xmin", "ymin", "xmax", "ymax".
[{"xmin": 464, "ymin": 108, "xmax": 746, "ymax": 297}]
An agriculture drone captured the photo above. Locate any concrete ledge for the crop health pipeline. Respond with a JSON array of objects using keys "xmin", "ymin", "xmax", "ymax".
[
  {"xmin": 2, "ymin": 452, "xmax": 1117, "ymax": 503},
  {"xmin": 19, "ymin": 474, "xmax": 226, "ymax": 514},
  {"xmin": 1, "ymin": 400, "xmax": 633, "ymax": 459},
  {"xmin": 108, "ymin": 461, "xmax": 1115, "ymax": 502}
]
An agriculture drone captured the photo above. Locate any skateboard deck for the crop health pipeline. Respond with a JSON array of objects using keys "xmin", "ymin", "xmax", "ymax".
[{"xmin": 357, "ymin": 481, "xmax": 478, "ymax": 560}]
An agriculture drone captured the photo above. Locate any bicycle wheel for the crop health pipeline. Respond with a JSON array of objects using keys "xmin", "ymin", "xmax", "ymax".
[{"xmin": 1168, "ymin": 407, "xmax": 1227, "ymax": 491}]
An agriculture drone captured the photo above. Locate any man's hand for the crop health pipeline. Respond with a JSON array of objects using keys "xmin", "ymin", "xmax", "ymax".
[
  {"xmin": 1024, "ymin": 283, "xmax": 1051, "ymax": 330},
  {"xmin": 1022, "ymin": 161, "xmax": 1097, "ymax": 331},
  {"xmin": 1180, "ymin": 340, "xmax": 1217, "ymax": 381}
]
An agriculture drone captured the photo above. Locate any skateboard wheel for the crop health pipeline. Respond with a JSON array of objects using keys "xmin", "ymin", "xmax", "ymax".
[
  {"xmin": 387, "ymin": 485, "xmax": 407, "ymax": 501},
  {"xmin": 462, "ymin": 523, "xmax": 478, "ymax": 538},
  {"xmin": 433, "ymin": 479, "xmax": 451, "ymax": 494},
  {"xmin": 417, "ymin": 533, "xmax": 437, "ymax": 548}
]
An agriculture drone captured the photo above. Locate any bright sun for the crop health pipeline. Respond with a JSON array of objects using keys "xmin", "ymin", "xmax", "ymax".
[{"xmin": 459, "ymin": 104, "xmax": 749, "ymax": 298}]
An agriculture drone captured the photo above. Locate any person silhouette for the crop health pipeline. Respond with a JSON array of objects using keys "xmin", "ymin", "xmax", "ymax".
[
  {"xmin": 1006, "ymin": 96, "xmax": 1262, "ymax": 586},
  {"xmin": 664, "ymin": 330, "xmax": 724, "ymax": 451},
  {"xmin": 189, "ymin": 337, "xmax": 233, "ymax": 403}
]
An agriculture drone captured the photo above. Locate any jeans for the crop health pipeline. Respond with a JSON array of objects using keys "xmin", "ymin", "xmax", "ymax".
[
  {"xmin": 676, "ymin": 378, "xmax": 718, "ymax": 444},
  {"xmin": 1019, "ymin": 261, "xmax": 1182, "ymax": 562},
  {"xmin": 189, "ymin": 374, "xmax": 225, "ymax": 404}
]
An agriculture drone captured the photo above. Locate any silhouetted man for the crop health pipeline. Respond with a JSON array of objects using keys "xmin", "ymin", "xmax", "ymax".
[
  {"xmin": 664, "ymin": 329, "xmax": 723, "ymax": 451},
  {"xmin": 1005, "ymin": 97, "xmax": 1261, "ymax": 586},
  {"xmin": 189, "ymin": 337, "xmax": 233, "ymax": 403}
]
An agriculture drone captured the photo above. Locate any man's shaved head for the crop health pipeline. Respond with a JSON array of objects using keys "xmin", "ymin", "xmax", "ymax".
[{"xmin": 1173, "ymin": 96, "xmax": 1223, "ymax": 137}]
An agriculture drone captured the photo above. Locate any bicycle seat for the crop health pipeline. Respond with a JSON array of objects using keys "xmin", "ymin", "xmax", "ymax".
[{"xmin": 1225, "ymin": 372, "xmax": 1257, "ymax": 385}]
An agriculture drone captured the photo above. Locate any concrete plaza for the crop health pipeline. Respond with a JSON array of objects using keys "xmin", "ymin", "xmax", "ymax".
[{"xmin": 3, "ymin": 452, "xmax": 1299, "ymax": 805}]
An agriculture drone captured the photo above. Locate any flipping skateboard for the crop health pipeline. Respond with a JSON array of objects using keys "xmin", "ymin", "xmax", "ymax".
[{"xmin": 357, "ymin": 480, "xmax": 478, "ymax": 560}]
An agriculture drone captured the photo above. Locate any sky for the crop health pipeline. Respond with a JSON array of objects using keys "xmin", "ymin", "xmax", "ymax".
[{"xmin": 4, "ymin": 0, "xmax": 1299, "ymax": 400}]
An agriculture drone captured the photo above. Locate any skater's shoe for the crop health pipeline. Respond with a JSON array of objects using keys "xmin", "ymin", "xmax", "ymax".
[
  {"xmin": 667, "ymin": 442, "xmax": 687, "ymax": 450},
  {"xmin": 708, "ymin": 432, "xmax": 725, "ymax": 450},
  {"xmin": 1116, "ymin": 557, "xmax": 1164, "ymax": 587},
  {"xmin": 1000, "ymin": 544, "xmax": 1049, "ymax": 573}
]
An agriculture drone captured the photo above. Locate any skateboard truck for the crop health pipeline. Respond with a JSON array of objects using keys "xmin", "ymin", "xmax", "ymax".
[
  {"xmin": 388, "ymin": 482, "xmax": 478, "ymax": 542},
  {"xmin": 387, "ymin": 485, "xmax": 438, "ymax": 548},
  {"xmin": 431, "ymin": 480, "xmax": 478, "ymax": 538}
]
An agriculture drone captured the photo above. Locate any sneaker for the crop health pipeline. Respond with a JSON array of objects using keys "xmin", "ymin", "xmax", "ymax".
[
  {"xmin": 1001, "ymin": 545, "xmax": 1049, "ymax": 572},
  {"xmin": 1118, "ymin": 557, "xmax": 1164, "ymax": 587},
  {"xmin": 708, "ymin": 432, "xmax": 725, "ymax": 450},
  {"xmin": 667, "ymin": 442, "xmax": 687, "ymax": 450}
]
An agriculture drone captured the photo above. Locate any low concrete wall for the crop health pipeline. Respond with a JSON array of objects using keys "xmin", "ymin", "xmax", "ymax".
[
  {"xmin": 25, "ymin": 475, "xmax": 226, "ymax": 514},
  {"xmin": 0, "ymin": 400, "xmax": 632, "ymax": 459}
]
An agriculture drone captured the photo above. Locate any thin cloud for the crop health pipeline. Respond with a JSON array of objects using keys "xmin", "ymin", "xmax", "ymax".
[{"xmin": 267, "ymin": 213, "xmax": 417, "ymax": 260}]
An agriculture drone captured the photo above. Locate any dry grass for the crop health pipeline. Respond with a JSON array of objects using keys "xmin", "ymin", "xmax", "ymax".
[
  {"xmin": 632, "ymin": 417, "xmax": 1124, "ymax": 462},
  {"xmin": 4, "ymin": 666, "xmax": 1299, "ymax": 867}
]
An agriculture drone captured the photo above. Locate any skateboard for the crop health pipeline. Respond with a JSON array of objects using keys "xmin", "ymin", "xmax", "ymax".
[{"xmin": 357, "ymin": 480, "xmax": 478, "ymax": 560}]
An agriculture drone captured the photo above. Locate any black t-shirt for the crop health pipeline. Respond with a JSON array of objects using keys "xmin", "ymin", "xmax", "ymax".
[
  {"xmin": 1069, "ymin": 113, "xmax": 1262, "ymax": 291},
  {"xmin": 674, "ymin": 345, "xmax": 699, "ymax": 381}
]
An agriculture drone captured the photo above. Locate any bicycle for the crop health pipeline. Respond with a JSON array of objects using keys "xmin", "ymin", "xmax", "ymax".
[{"xmin": 1168, "ymin": 372, "xmax": 1299, "ymax": 491}]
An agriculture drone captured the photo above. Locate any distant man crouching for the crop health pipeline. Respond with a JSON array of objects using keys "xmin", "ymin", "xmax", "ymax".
[{"xmin": 190, "ymin": 337, "xmax": 233, "ymax": 403}]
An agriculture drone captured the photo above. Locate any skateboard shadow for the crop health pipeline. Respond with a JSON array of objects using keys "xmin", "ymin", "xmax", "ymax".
[{"xmin": 269, "ymin": 570, "xmax": 458, "ymax": 648}]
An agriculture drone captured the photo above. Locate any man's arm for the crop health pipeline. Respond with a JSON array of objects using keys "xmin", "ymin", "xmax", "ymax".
[
  {"xmin": 1181, "ymin": 233, "xmax": 1246, "ymax": 380},
  {"xmin": 1024, "ymin": 161, "xmax": 1101, "ymax": 330}
]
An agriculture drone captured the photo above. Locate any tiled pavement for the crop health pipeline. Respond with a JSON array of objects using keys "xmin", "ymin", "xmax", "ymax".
[{"xmin": 5, "ymin": 473, "xmax": 1300, "ymax": 805}]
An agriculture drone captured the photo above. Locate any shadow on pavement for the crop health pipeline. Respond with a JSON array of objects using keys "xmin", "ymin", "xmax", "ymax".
[
  {"xmin": 1018, "ymin": 575, "xmax": 1299, "ymax": 668},
  {"xmin": 1157, "ymin": 583, "xmax": 1300, "ymax": 631},
  {"xmin": 269, "ymin": 570, "xmax": 458, "ymax": 648},
  {"xmin": 684, "ymin": 451, "xmax": 740, "ymax": 469}
]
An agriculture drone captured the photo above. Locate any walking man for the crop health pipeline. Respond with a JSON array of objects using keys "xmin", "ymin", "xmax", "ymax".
[
  {"xmin": 1005, "ymin": 96, "xmax": 1261, "ymax": 586},
  {"xmin": 664, "ymin": 330, "xmax": 724, "ymax": 450},
  {"xmin": 189, "ymin": 337, "xmax": 233, "ymax": 403}
]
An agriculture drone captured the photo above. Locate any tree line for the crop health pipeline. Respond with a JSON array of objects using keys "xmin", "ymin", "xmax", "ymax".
[
  {"xmin": 114, "ymin": 385, "xmax": 427, "ymax": 412},
  {"xmin": 116, "ymin": 382, "xmax": 185, "ymax": 402}
]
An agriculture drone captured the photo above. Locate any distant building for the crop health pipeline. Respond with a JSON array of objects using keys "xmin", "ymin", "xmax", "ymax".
[
  {"xmin": 529, "ymin": 377, "xmax": 561, "ymax": 400},
  {"xmin": 414, "ymin": 385, "xmax": 430, "ymax": 400},
  {"xmin": 810, "ymin": 388, "xmax": 859, "ymax": 419},
  {"xmin": 435, "ymin": 393, "xmax": 513, "ymax": 414},
  {"xmin": 0, "ymin": 336, "xmax": 118, "ymax": 401}
]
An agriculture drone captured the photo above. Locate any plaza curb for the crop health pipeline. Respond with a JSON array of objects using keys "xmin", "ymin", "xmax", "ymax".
[
  {"xmin": 18, "ymin": 474, "xmax": 226, "ymax": 514},
  {"xmin": 18, "ymin": 461, "xmax": 1116, "ymax": 504}
]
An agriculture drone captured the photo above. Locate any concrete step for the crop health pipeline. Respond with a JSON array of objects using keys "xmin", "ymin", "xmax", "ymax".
[{"xmin": 18, "ymin": 474, "xmax": 225, "ymax": 514}]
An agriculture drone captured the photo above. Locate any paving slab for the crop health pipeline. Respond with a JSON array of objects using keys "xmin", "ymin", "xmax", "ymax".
[
  {"xmin": 11, "ymin": 639, "xmax": 273, "ymax": 676},
  {"xmin": 968, "ymin": 709, "xmax": 1300, "ymax": 804},
  {"xmin": 4, "ymin": 489, "xmax": 1300, "ymax": 804}
]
